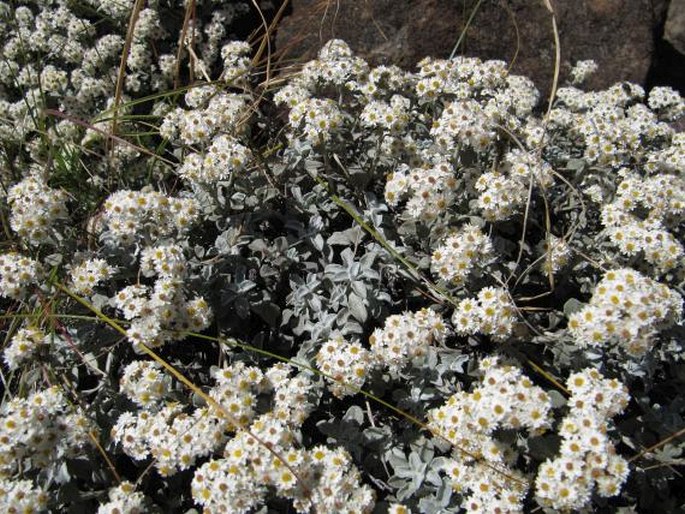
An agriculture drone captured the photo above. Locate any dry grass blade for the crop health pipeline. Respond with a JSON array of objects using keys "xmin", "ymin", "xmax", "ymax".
[
  {"xmin": 450, "ymin": 0, "xmax": 486, "ymax": 59},
  {"xmin": 110, "ymin": 0, "xmax": 145, "ymax": 157},
  {"xmin": 254, "ymin": 0, "xmax": 293, "ymax": 72},
  {"xmin": 44, "ymin": 109, "xmax": 175, "ymax": 167},
  {"xmin": 499, "ymin": 0, "xmax": 521, "ymax": 72},
  {"xmin": 175, "ymin": 0, "xmax": 197, "ymax": 89},
  {"xmin": 541, "ymin": 0, "xmax": 561, "ymax": 124},
  {"xmin": 249, "ymin": 0, "xmax": 274, "ymax": 88},
  {"xmin": 629, "ymin": 426, "xmax": 685, "ymax": 464}
]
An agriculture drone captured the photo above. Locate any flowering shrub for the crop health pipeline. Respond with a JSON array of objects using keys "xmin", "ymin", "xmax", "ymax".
[{"xmin": 0, "ymin": 2, "xmax": 684, "ymax": 512}]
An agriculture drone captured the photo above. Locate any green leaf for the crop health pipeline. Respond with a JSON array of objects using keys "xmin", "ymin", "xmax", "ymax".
[
  {"xmin": 348, "ymin": 292, "xmax": 368, "ymax": 323},
  {"xmin": 251, "ymin": 301, "xmax": 281, "ymax": 328},
  {"xmin": 563, "ymin": 298, "xmax": 584, "ymax": 317}
]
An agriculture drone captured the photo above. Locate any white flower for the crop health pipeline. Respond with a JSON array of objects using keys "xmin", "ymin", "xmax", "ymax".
[
  {"xmin": 288, "ymin": 97, "xmax": 343, "ymax": 144},
  {"xmin": 369, "ymin": 309, "xmax": 446, "ymax": 375},
  {"xmin": 120, "ymin": 361, "xmax": 172, "ymax": 409},
  {"xmin": 97, "ymin": 481, "xmax": 146, "ymax": 514},
  {"xmin": 0, "ymin": 252, "xmax": 43, "ymax": 299},
  {"xmin": 570, "ymin": 60, "xmax": 598, "ymax": 85},
  {"xmin": 101, "ymin": 190, "xmax": 200, "ymax": 245},
  {"xmin": 70, "ymin": 258, "xmax": 114, "ymax": 295},
  {"xmin": 451, "ymin": 287, "xmax": 516, "ymax": 342},
  {"xmin": 428, "ymin": 358, "xmax": 551, "ymax": 512},
  {"xmin": 535, "ymin": 369, "xmax": 630, "ymax": 510},
  {"xmin": 431, "ymin": 224, "xmax": 494, "ymax": 285},
  {"xmin": 0, "ymin": 478, "xmax": 48, "ymax": 513},
  {"xmin": 316, "ymin": 336, "xmax": 372, "ymax": 398},
  {"xmin": 7, "ymin": 175, "xmax": 68, "ymax": 245},
  {"xmin": 567, "ymin": 268, "xmax": 682, "ymax": 357},
  {"xmin": 3, "ymin": 327, "xmax": 46, "ymax": 370}
]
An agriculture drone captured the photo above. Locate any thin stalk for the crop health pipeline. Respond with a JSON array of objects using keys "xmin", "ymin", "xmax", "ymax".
[{"xmin": 450, "ymin": 0, "xmax": 486, "ymax": 59}]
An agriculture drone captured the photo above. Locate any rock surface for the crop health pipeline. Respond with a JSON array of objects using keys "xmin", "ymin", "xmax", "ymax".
[
  {"xmin": 665, "ymin": 0, "xmax": 685, "ymax": 54},
  {"xmin": 275, "ymin": 0, "xmax": 666, "ymax": 93}
]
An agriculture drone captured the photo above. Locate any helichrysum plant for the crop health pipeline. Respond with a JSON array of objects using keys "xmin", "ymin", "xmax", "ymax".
[{"xmin": 0, "ymin": 1, "xmax": 684, "ymax": 512}]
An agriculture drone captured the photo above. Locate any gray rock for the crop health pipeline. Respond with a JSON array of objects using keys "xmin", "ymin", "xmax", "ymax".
[{"xmin": 665, "ymin": 0, "xmax": 685, "ymax": 55}]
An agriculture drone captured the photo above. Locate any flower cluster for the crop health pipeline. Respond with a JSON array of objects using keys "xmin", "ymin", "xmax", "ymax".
[
  {"xmin": 0, "ymin": 386, "xmax": 91, "ymax": 474},
  {"xmin": 177, "ymin": 133, "xmax": 252, "ymax": 184},
  {"xmin": 275, "ymin": 40, "xmax": 372, "ymax": 145},
  {"xmin": 646, "ymin": 131, "xmax": 685, "ymax": 174},
  {"xmin": 0, "ymin": 477, "xmax": 48, "ymax": 513},
  {"xmin": 69, "ymin": 258, "xmax": 115, "ymax": 296},
  {"xmin": 535, "ymin": 368, "xmax": 630, "ymax": 510},
  {"xmin": 298, "ymin": 39, "xmax": 369, "ymax": 90},
  {"xmin": 100, "ymin": 190, "xmax": 200, "ymax": 245},
  {"xmin": 120, "ymin": 361, "xmax": 172, "ymax": 409},
  {"xmin": 569, "ymin": 59, "xmax": 598, "ymax": 85},
  {"xmin": 504, "ymin": 149, "xmax": 555, "ymax": 188},
  {"xmin": 601, "ymin": 169, "xmax": 684, "ymax": 273},
  {"xmin": 140, "ymin": 244, "xmax": 187, "ymax": 279},
  {"xmin": 553, "ymin": 82, "xmax": 672, "ymax": 167},
  {"xmin": 110, "ymin": 243, "xmax": 212, "ymax": 348},
  {"xmin": 475, "ymin": 149, "xmax": 555, "ymax": 222},
  {"xmin": 161, "ymin": 88, "xmax": 250, "ymax": 146},
  {"xmin": 415, "ymin": 56, "xmax": 508, "ymax": 101},
  {"xmin": 1, "ymin": 4, "xmax": 98, "ymax": 137},
  {"xmin": 452, "ymin": 287, "xmax": 517, "ymax": 341},
  {"xmin": 414, "ymin": 55, "xmax": 538, "ymax": 137},
  {"xmin": 192, "ymin": 428, "xmax": 271, "ymax": 514},
  {"xmin": 161, "ymin": 85, "xmax": 253, "ymax": 189},
  {"xmin": 304, "ymin": 445, "xmax": 376, "ymax": 513},
  {"xmin": 486, "ymin": 74, "xmax": 541, "ymax": 130},
  {"xmin": 273, "ymin": 83, "xmax": 312, "ymax": 109},
  {"xmin": 112, "ymin": 403, "xmax": 227, "ymax": 477},
  {"xmin": 384, "ymin": 162, "xmax": 457, "ymax": 222},
  {"xmin": 315, "ymin": 335, "xmax": 372, "ymax": 398},
  {"xmin": 474, "ymin": 170, "xmax": 528, "ymax": 222},
  {"xmin": 431, "ymin": 224, "xmax": 494, "ymax": 285},
  {"xmin": 0, "ymin": 253, "xmax": 43, "ymax": 300},
  {"xmin": 539, "ymin": 234, "xmax": 572, "ymax": 275},
  {"xmin": 221, "ymin": 41, "xmax": 252, "ymax": 83},
  {"xmin": 96, "ymin": 482, "xmax": 146, "ymax": 514},
  {"xmin": 0, "ymin": 0, "xmax": 250, "ymax": 156},
  {"xmin": 360, "ymin": 95, "xmax": 411, "ymax": 133},
  {"xmin": 352, "ymin": 64, "xmax": 410, "ymax": 100},
  {"xmin": 112, "ymin": 361, "xmax": 316, "ymax": 479},
  {"xmin": 447, "ymin": 462, "xmax": 528, "ymax": 514},
  {"xmin": 369, "ymin": 309, "xmax": 446, "ymax": 375},
  {"xmin": 3, "ymin": 326, "xmax": 46, "ymax": 370},
  {"xmin": 113, "ymin": 361, "xmax": 313, "ymax": 478},
  {"xmin": 431, "ymin": 99, "xmax": 496, "ymax": 152},
  {"xmin": 113, "ymin": 278, "xmax": 212, "ymax": 349},
  {"xmin": 567, "ymin": 268, "xmax": 682, "ymax": 357},
  {"xmin": 265, "ymin": 364, "xmax": 318, "ymax": 427},
  {"xmin": 428, "ymin": 357, "xmax": 553, "ymax": 513},
  {"xmin": 192, "ymin": 413, "xmax": 375, "ymax": 513},
  {"xmin": 288, "ymin": 97, "xmax": 343, "ymax": 145},
  {"xmin": 647, "ymin": 86, "xmax": 685, "ymax": 120},
  {"xmin": 208, "ymin": 362, "xmax": 268, "ymax": 429},
  {"xmin": 6, "ymin": 175, "xmax": 69, "ymax": 245}
]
